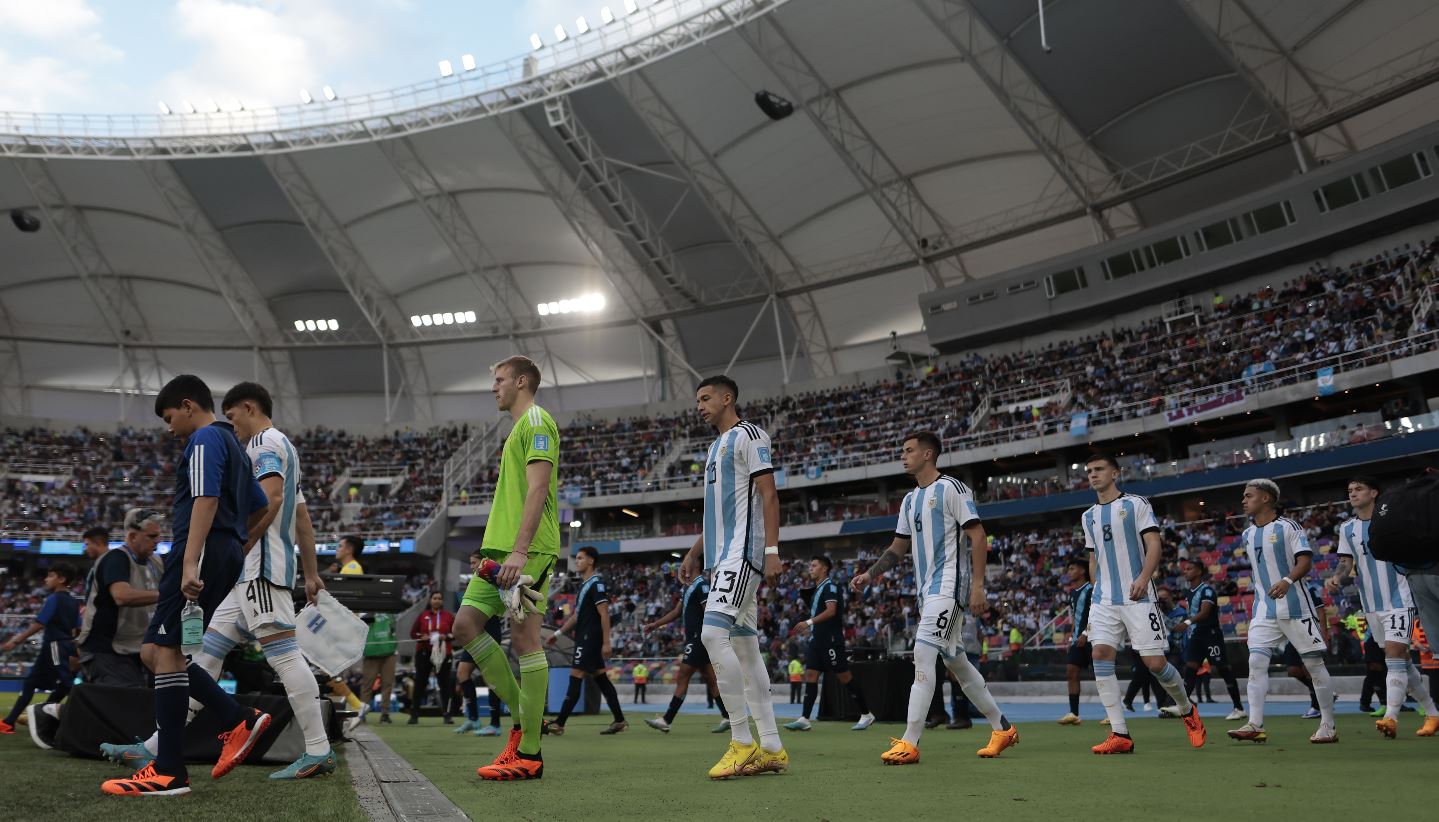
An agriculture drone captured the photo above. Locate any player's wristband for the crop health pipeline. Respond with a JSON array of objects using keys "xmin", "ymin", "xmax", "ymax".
[
  {"xmin": 805, "ymin": 619, "xmax": 813, "ymax": 629},
  {"xmin": 764, "ymin": 546, "xmax": 779, "ymax": 556}
]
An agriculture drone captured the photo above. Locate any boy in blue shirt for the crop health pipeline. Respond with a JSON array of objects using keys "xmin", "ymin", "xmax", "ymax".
[{"xmin": 0, "ymin": 563, "xmax": 80, "ymax": 734}]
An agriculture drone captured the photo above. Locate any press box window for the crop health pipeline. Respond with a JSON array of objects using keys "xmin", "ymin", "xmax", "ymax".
[{"xmin": 1045, "ymin": 267, "xmax": 1087, "ymax": 298}]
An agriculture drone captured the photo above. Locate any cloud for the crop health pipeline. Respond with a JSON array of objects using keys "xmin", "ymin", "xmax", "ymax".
[
  {"xmin": 0, "ymin": 0, "xmax": 102, "ymax": 41},
  {"xmin": 154, "ymin": 0, "xmax": 369, "ymax": 110},
  {"xmin": 0, "ymin": 52, "xmax": 94, "ymax": 112}
]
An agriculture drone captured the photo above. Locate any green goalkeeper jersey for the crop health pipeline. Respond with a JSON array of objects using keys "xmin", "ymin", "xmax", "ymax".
[{"xmin": 484, "ymin": 403, "xmax": 561, "ymax": 557}]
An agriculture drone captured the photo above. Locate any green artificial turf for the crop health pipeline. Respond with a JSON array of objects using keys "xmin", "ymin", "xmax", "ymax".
[
  {"xmin": 372, "ymin": 711, "xmax": 1436, "ymax": 822},
  {"xmin": 0, "ymin": 693, "xmax": 366, "ymax": 822}
]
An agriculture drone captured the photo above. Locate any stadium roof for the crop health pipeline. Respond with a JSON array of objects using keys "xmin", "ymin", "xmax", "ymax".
[{"xmin": 3, "ymin": 0, "xmax": 1438, "ymax": 425}]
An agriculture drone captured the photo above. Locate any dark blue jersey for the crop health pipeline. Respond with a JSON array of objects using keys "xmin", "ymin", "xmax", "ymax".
[
  {"xmin": 809, "ymin": 577, "xmax": 844, "ymax": 640},
  {"xmin": 37, "ymin": 591, "xmax": 80, "ymax": 647},
  {"xmin": 574, "ymin": 573, "xmax": 609, "ymax": 641},
  {"xmin": 1069, "ymin": 582, "xmax": 1093, "ymax": 635},
  {"xmin": 1186, "ymin": 582, "xmax": 1219, "ymax": 628},
  {"xmin": 682, "ymin": 576, "xmax": 708, "ymax": 640},
  {"xmin": 172, "ymin": 421, "xmax": 267, "ymax": 550}
]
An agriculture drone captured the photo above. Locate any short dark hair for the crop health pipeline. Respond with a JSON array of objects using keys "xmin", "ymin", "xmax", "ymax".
[
  {"xmin": 81, "ymin": 526, "xmax": 109, "ymax": 543},
  {"xmin": 697, "ymin": 375, "xmax": 740, "ymax": 402},
  {"xmin": 49, "ymin": 561, "xmax": 79, "ymax": 584},
  {"xmin": 341, "ymin": 535, "xmax": 365, "ymax": 557},
  {"xmin": 1084, "ymin": 452, "xmax": 1120, "ymax": 471},
  {"xmin": 493, "ymin": 355, "xmax": 542, "ymax": 393},
  {"xmin": 154, "ymin": 374, "xmax": 214, "ymax": 417},
  {"xmin": 1348, "ymin": 475, "xmax": 1381, "ymax": 493},
  {"xmin": 904, "ymin": 430, "xmax": 942, "ymax": 458},
  {"xmin": 810, "ymin": 555, "xmax": 833, "ymax": 571},
  {"xmin": 576, "ymin": 545, "xmax": 600, "ymax": 563},
  {"xmin": 1182, "ymin": 556, "xmax": 1207, "ymax": 575},
  {"xmin": 1065, "ymin": 556, "xmax": 1090, "ymax": 579},
  {"xmin": 221, "ymin": 381, "xmax": 274, "ymax": 418}
]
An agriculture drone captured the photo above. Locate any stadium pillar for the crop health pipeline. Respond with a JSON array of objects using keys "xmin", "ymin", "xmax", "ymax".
[{"xmin": 1270, "ymin": 407, "xmax": 1291, "ymax": 440}]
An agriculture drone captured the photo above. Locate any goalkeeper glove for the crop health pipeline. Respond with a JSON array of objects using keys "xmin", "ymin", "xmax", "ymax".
[{"xmin": 501, "ymin": 575, "xmax": 545, "ymax": 624}]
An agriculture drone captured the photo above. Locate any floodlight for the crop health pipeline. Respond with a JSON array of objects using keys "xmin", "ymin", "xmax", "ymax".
[
  {"xmin": 547, "ymin": 301, "xmax": 559, "ymax": 314},
  {"xmin": 601, "ymin": 7, "xmax": 614, "ymax": 24},
  {"xmin": 421, "ymin": 314, "xmax": 433, "ymax": 326},
  {"xmin": 182, "ymin": 101, "xmax": 196, "ymax": 114},
  {"xmin": 322, "ymin": 85, "xmax": 336, "ymax": 101},
  {"xmin": 576, "ymin": 16, "xmax": 589, "ymax": 34},
  {"xmin": 228, "ymin": 98, "xmax": 242, "ymax": 111},
  {"xmin": 442, "ymin": 312, "xmax": 454, "ymax": 324},
  {"xmin": 754, "ymin": 90, "xmax": 794, "ymax": 121},
  {"xmin": 439, "ymin": 60, "xmax": 454, "ymax": 77},
  {"xmin": 326, "ymin": 319, "xmax": 338, "ymax": 331},
  {"xmin": 538, "ymin": 303, "xmax": 550, "ymax": 316},
  {"xmin": 529, "ymin": 33, "xmax": 543, "ymax": 50},
  {"xmin": 411, "ymin": 315, "xmax": 422, "ymax": 327},
  {"xmin": 206, "ymin": 99, "xmax": 219, "ymax": 113},
  {"xmin": 625, "ymin": 0, "xmax": 638, "ymax": 14},
  {"xmin": 461, "ymin": 54, "xmax": 476, "ymax": 71},
  {"xmin": 304, "ymin": 320, "xmax": 318, "ymax": 331},
  {"xmin": 300, "ymin": 89, "xmax": 313, "ymax": 104},
  {"xmin": 157, "ymin": 101, "xmax": 171, "ymax": 115},
  {"xmin": 464, "ymin": 310, "xmax": 477, "ymax": 322},
  {"xmin": 554, "ymin": 24, "xmax": 567, "ymax": 42},
  {"xmin": 293, "ymin": 320, "xmax": 305, "ymax": 331}
]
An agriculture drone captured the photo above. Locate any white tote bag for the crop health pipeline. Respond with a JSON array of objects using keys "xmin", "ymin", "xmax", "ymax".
[{"xmin": 296, "ymin": 590, "xmax": 369, "ymax": 677}]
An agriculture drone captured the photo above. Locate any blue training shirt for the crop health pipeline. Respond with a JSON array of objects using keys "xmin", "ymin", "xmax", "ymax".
[
  {"xmin": 172, "ymin": 421, "xmax": 268, "ymax": 550},
  {"xmin": 37, "ymin": 591, "xmax": 80, "ymax": 647}
]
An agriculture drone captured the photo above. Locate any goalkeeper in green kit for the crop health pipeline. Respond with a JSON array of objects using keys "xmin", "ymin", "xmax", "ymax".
[{"xmin": 453, "ymin": 355, "xmax": 558, "ymax": 781}]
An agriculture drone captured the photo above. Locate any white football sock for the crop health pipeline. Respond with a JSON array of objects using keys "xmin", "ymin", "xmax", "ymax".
[
  {"xmin": 1301, "ymin": 654, "xmax": 1335, "ymax": 726},
  {"xmin": 1247, "ymin": 651, "xmax": 1270, "ymax": 727},
  {"xmin": 263, "ymin": 636, "xmax": 330, "ymax": 756},
  {"xmin": 1385, "ymin": 658, "xmax": 1407, "ymax": 721},
  {"xmin": 944, "ymin": 652, "xmax": 1004, "ymax": 731},
  {"xmin": 1093, "ymin": 658, "xmax": 1127, "ymax": 734},
  {"xmin": 732, "ymin": 632, "xmax": 780, "ymax": 753},
  {"xmin": 904, "ymin": 643, "xmax": 940, "ymax": 745},
  {"xmin": 701, "ymin": 622, "xmax": 752, "ymax": 745}
]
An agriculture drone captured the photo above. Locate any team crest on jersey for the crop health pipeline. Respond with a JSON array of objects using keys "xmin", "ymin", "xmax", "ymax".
[
  {"xmin": 1267, "ymin": 532, "xmax": 1279, "ymax": 544},
  {"xmin": 757, "ymin": 446, "xmax": 771, "ymax": 463},
  {"xmin": 927, "ymin": 497, "xmax": 937, "ymax": 509},
  {"xmin": 533, "ymin": 434, "xmax": 550, "ymax": 451},
  {"xmin": 1117, "ymin": 508, "xmax": 1129, "ymax": 519}
]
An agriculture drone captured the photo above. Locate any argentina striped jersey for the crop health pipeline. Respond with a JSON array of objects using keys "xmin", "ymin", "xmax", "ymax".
[
  {"xmin": 895, "ymin": 476, "xmax": 980, "ymax": 605},
  {"xmin": 244, "ymin": 427, "xmax": 306, "ymax": 587},
  {"xmin": 1244, "ymin": 516, "xmax": 1314, "ymax": 621},
  {"xmin": 702, "ymin": 421, "xmax": 774, "ymax": 571},
  {"xmin": 1336, "ymin": 516, "xmax": 1411, "ymax": 613},
  {"xmin": 1082, "ymin": 493, "xmax": 1161, "ymax": 605}
]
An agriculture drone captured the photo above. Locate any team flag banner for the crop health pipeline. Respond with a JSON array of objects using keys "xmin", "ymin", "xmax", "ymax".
[
  {"xmin": 1069, "ymin": 411, "xmax": 1089, "ymax": 437},
  {"xmin": 1165, "ymin": 388, "xmax": 1246, "ymax": 426},
  {"xmin": 1317, "ymin": 367, "xmax": 1336, "ymax": 396}
]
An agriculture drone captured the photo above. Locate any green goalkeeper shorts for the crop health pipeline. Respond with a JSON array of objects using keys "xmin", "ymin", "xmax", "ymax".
[{"xmin": 461, "ymin": 549, "xmax": 555, "ymax": 619}]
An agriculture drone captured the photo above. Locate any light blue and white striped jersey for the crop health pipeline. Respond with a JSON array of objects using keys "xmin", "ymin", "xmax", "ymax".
[
  {"xmin": 1244, "ymin": 516, "xmax": 1314, "ymax": 621},
  {"xmin": 1336, "ymin": 516, "xmax": 1412, "ymax": 613},
  {"xmin": 702, "ymin": 421, "xmax": 774, "ymax": 571},
  {"xmin": 244, "ymin": 427, "xmax": 305, "ymax": 587},
  {"xmin": 1082, "ymin": 493, "xmax": 1161, "ymax": 605},
  {"xmin": 895, "ymin": 476, "xmax": 981, "ymax": 605}
]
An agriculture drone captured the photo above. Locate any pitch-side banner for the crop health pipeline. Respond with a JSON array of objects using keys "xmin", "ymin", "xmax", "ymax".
[{"xmin": 1165, "ymin": 389, "xmax": 1246, "ymax": 426}]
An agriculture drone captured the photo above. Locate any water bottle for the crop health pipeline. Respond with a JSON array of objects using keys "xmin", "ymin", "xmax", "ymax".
[{"xmin": 181, "ymin": 601, "xmax": 204, "ymax": 656}]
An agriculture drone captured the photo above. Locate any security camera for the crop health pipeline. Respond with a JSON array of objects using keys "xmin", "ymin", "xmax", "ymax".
[{"xmin": 10, "ymin": 209, "xmax": 40, "ymax": 233}]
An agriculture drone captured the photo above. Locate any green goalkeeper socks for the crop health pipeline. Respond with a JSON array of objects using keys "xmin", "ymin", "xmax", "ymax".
[
  {"xmin": 465, "ymin": 633, "xmax": 519, "ymax": 707},
  {"xmin": 518, "ymin": 651, "xmax": 548, "ymax": 755}
]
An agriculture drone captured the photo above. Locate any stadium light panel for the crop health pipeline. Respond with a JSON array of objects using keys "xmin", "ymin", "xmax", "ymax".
[
  {"xmin": 569, "ymin": 520, "xmax": 582, "ymax": 528},
  {"xmin": 300, "ymin": 89, "xmax": 313, "ymax": 104},
  {"xmin": 624, "ymin": 0, "xmax": 638, "ymax": 14},
  {"xmin": 464, "ymin": 310, "xmax": 477, "ymax": 323},
  {"xmin": 157, "ymin": 101, "xmax": 171, "ymax": 115},
  {"xmin": 304, "ymin": 320, "xmax": 317, "ymax": 331},
  {"xmin": 439, "ymin": 59, "xmax": 454, "ymax": 77},
  {"xmin": 442, "ymin": 312, "xmax": 454, "ymax": 324},
  {"xmin": 410, "ymin": 315, "xmax": 422, "ymax": 327},
  {"xmin": 228, "ymin": 98, "xmax": 243, "ymax": 111},
  {"xmin": 326, "ymin": 319, "xmax": 338, "ymax": 331},
  {"xmin": 554, "ymin": 24, "xmax": 567, "ymax": 42},
  {"xmin": 421, "ymin": 314, "xmax": 433, "ymax": 326},
  {"xmin": 601, "ymin": 7, "xmax": 614, "ymax": 24},
  {"xmin": 322, "ymin": 85, "xmax": 336, "ymax": 101},
  {"xmin": 182, "ymin": 100, "xmax": 196, "ymax": 114},
  {"xmin": 461, "ymin": 54, "xmax": 476, "ymax": 71},
  {"xmin": 538, "ymin": 303, "xmax": 550, "ymax": 316},
  {"xmin": 529, "ymin": 33, "xmax": 543, "ymax": 50},
  {"xmin": 576, "ymin": 16, "xmax": 589, "ymax": 34},
  {"xmin": 293, "ymin": 320, "xmax": 305, "ymax": 332},
  {"xmin": 546, "ymin": 301, "xmax": 559, "ymax": 315},
  {"xmin": 206, "ymin": 99, "xmax": 220, "ymax": 113}
]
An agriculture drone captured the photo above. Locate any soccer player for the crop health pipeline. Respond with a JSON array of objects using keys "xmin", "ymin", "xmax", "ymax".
[
  {"xmin": 1226, "ymin": 478, "xmax": 1338, "ymax": 744},
  {"xmin": 642, "ymin": 574, "xmax": 731, "ymax": 734},
  {"xmin": 850, "ymin": 431, "xmax": 1018, "ymax": 764},
  {"xmin": 0, "ymin": 562, "xmax": 80, "ymax": 734},
  {"xmin": 1078, "ymin": 453, "xmax": 1206, "ymax": 754},
  {"xmin": 546, "ymin": 546, "xmax": 628, "ymax": 734},
  {"xmin": 451, "ymin": 355, "xmax": 559, "ymax": 781},
  {"xmin": 1327, "ymin": 475, "xmax": 1439, "ymax": 737},
  {"xmin": 101, "ymin": 375, "xmax": 273, "ymax": 797},
  {"xmin": 1058, "ymin": 557, "xmax": 1092, "ymax": 725},
  {"xmin": 678, "ymin": 375, "xmax": 789, "ymax": 779},
  {"xmin": 101, "ymin": 382, "xmax": 334, "ymax": 780},
  {"xmin": 785, "ymin": 555, "xmax": 876, "ymax": 731},
  {"xmin": 1177, "ymin": 558, "xmax": 1246, "ymax": 721}
]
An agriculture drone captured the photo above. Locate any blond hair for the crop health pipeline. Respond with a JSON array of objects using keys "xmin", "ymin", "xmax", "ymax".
[{"xmin": 492, "ymin": 355, "xmax": 542, "ymax": 393}]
